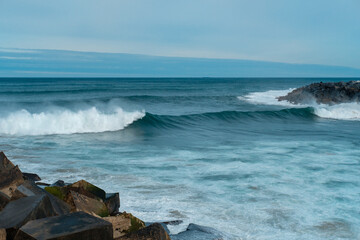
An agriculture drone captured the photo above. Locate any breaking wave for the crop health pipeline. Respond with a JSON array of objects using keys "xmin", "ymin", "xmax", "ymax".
[
  {"xmin": 239, "ymin": 89, "xmax": 360, "ymax": 120},
  {"xmin": 0, "ymin": 107, "xmax": 145, "ymax": 136}
]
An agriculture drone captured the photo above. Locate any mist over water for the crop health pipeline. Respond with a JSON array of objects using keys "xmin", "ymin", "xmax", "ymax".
[{"xmin": 0, "ymin": 78, "xmax": 359, "ymax": 240}]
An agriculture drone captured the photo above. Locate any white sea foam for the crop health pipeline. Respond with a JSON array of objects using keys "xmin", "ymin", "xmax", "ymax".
[
  {"xmin": 0, "ymin": 107, "xmax": 145, "ymax": 136},
  {"xmin": 239, "ymin": 89, "xmax": 360, "ymax": 120}
]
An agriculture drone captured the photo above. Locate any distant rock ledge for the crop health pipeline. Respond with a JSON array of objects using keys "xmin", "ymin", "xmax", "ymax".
[
  {"xmin": 277, "ymin": 81, "xmax": 360, "ymax": 105},
  {"xmin": 0, "ymin": 152, "xmax": 229, "ymax": 240}
]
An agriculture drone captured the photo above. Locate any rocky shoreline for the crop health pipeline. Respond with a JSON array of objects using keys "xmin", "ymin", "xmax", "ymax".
[
  {"xmin": 0, "ymin": 152, "xmax": 229, "ymax": 240},
  {"xmin": 277, "ymin": 80, "xmax": 360, "ymax": 105}
]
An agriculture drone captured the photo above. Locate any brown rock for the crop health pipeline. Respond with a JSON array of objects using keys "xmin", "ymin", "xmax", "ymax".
[
  {"xmin": 0, "ymin": 228, "xmax": 6, "ymax": 240},
  {"xmin": 70, "ymin": 190, "xmax": 109, "ymax": 217},
  {"xmin": 103, "ymin": 212, "xmax": 145, "ymax": 238},
  {"xmin": 14, "ymin": 211, "xmax": 113, "ymax": 240},
  {"xmin": 0, "ymin": 192, "xmax": 10, "ymax": 212},
  {"xmin": 117, "ymin": 223, "xmax": 171, "ymax": 240},
  {"xmin": 68, "ymin": 180, "xmax": 106, "ymax": 200},
  {"xmin": 22, "ymin": 173, "xmax": 41, "ymax": 182},
  {"xmin": 0, "ymin": 195, "xmax": 57, "ymax": 239},
  {"xmin": 0, "ymin": 152, "xmax": 25, "ymax": 199}
]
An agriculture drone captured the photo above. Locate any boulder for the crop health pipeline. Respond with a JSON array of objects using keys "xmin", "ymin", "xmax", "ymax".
[
  {"xmin": 103, "ymin": 212, "xmax": 145, "ymax": 238},
  {"xmin": 17, "ymin": 180, "xmax": 71, "ymax": 215},
  {"xmin": 117, "ymin": 223, "xmax": 171, "ymax": 240},
  {"xmin": 105, "ymin": 193, "xmax": 120, "ymax": 216},
  {"xmin": 50, "ymin": 180, "xmax": 67, "ymax": 187},
  {"xmin": 171, "ymin": 223, "xmax": 232, "ymax": 240},
  {"xmin": 68, "ymin": 180, "xmax": 106, "ymax": 200},
  {"xmin": 14, "ymin": 211, "xmax": 113, "ymax": 240},
  {"xmin": 0, "ymin": 152, "xmax": 24, "ymax": 199},
  {"xmin": 0, "ymin": 228, "xmax": 5, "ymax": 240},
  {"xmin": 277, "ymin": 81, "xmax": 360, "ymax": 105},
  {"xmin": 0, "ymin": 195, "xmax": 57, "ymax": 239},
  {"xmin": 22, "ymin": 173, "xmax": 41, "ymax": 182},
  {"xmin": 69, "ymin": 190, "xmax": 109, "ymax": 217}
]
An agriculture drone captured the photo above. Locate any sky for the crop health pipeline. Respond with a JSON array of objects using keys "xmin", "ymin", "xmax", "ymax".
[{"xmin": 0, "ymin": 0, "xmax": 360, "ymax": 69}]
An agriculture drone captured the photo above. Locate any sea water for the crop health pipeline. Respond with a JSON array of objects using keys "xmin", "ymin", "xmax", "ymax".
[{"xmin": 0, "ymin": 78, "xmax": 359, "ymax": 240}]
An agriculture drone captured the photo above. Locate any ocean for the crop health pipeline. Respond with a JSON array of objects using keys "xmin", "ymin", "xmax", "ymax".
[{"xmin": 0, "ymin": 78, "xmax": 359, "ymax": 240}]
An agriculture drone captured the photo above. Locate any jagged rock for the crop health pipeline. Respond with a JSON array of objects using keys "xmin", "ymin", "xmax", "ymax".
[
  {"xmin": 14, "ymin": 211, "xmax": 113, "ymax": 240},
  {"xmin": 105, "ymin": 193, "xmax": 120, "ymax": 216},
  {"xmin": 117, "ymin": 223, "xmax": 171, "ymax": 240},
  {"xmin": 0, "ymin": 229, "xmax": 6, "ymax": 240},
  {"xmin": 277, "ymin": 81, "xmax": 360, "ymax": 105},
  {"xmin": 103, "ymin": 212, "xmax": 145, "ymax": 238},
  {"xmin": 22, "ymin": 173, "xmax": 41, "ymax": 182},
  {"xmin": 171, "ymin": 223, "xmax": 233, "ymax": 240},
  {"xmin": 0, "ymin": 152, "xmax": 24, "ymax": 199},
  {"xmin": 0, "ymin": 195, "xmax": 57, "ymax": 239},
  {"xmin": 17, "ymin": 180, "xmax": 71, "ymax": 215}
]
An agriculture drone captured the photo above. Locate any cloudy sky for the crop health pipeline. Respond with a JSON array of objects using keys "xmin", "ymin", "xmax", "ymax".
[{"xmin": 1, "ymin": 0, "xmax": 359, "ymax": 68}]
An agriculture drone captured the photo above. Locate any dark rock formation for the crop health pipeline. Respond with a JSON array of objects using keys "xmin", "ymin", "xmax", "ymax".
[
  {"xmin": 277, "ymin": 81, "xmax": 360, "ymax": 105},
  {"xmin": 22, "ymin": 173, "xmax": 41, "ymax": 182},
  {"xmin": 0, "ymin": 195, "xmax": 57, "ymax": 239},
  {"xmin": 117, "ymin": 223, "xmax": 171, "ymax": 240},
  {"xmin": 14, "ymin": 211, "xmax": 113, "ymax": 240},
  {"xmin": 105, "ymin": 193, "xmax": 120, "ymax": 216},
  {"xmin": 171, "ymin": 223, "xmax": 231, "ymax": 240}
]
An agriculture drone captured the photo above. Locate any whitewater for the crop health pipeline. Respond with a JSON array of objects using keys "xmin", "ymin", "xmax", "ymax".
[{"xmin": 0, "ymin": 78, "xmax": 359, "ymax": 240}]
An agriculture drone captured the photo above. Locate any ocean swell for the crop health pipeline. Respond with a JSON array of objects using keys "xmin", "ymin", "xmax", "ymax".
[{"xmin": 0, "ymin": 107, "xmax": 145, "ymax": 136}]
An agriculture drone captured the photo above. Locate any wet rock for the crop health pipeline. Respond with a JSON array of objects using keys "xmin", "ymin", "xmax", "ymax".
[
  {"xmin": 171, "ymin": 223, "xmax": 232, "ymax": 240},
  {"xmin": 117, "ymin": 223, "xmax": 171, "ymax": 240},
  {"xmin": 277, "ymin": 81, "xmax": 360, "ymax": 105},
  {"xmin": 35, "ymin": 182, "xmax": 50, "ymax": 187},
  {"xmin": 103, "ymin": 212, "xmax": 145, "ymax": 238},
  {"xmin": 50, "ymin": 180, "xmax": 66, "ymax": 187},
  {"xmin": 105, "ymin": 193, "xmax": 120, "ymax": 216},
  {"xmin": 0, "ymin": 229, "xmax": 5, "ymax": 240},
  {"xmin": 22, "ymin": 173, "xmax": 41, "ymax": 182},
  {"xmin": 0, "ymin": 152, "xmax": 24, "ymax": 199},
  {"xmin": 14, "ymin": 211, "xmax": 113, "ymax": 240},
  {"xmin": 17, "ymin": 180, "xmax": 71, "ymax": 215},
  {"xmin": 0, "ymin": 195, "xmax": 57, "ymax": 239}
]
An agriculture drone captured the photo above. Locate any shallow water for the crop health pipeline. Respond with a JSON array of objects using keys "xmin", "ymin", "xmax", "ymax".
[{"xmin": 0, "ymin": 78, "xmax": 359, "ymax": 239}]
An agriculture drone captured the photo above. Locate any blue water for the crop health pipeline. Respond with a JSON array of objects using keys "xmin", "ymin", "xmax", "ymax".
[{"xmin": 0, "ymin": 78, "xmax": 359, "ymax": 240}]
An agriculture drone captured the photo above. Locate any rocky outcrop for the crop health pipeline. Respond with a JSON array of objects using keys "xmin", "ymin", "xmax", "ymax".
[
  {"xmin": 117, "ymin": 223, "xmax": 171, "ymax": 240},
  {"xmin": 277, "ymin": 81, "xmax": 360, "ymax": 105},
  {"xmin": 0, "ymin": 195, "xmax": 57, "ymax": 239},
  {"xmin": 0, "ymin": 152, "xmax": 24, "ymax": 199},
  {"xmin": 103, "ymin": 212, "xmax": 146, "ymax": 238},
  {"xmin": 14, "ymin": 211, "xmax": 113, "ymax": 240}
]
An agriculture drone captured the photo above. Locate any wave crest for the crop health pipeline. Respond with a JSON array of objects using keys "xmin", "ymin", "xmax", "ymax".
[{"xmin": 0, "ymin": 107, "xmax": 145, "ymax": 136}]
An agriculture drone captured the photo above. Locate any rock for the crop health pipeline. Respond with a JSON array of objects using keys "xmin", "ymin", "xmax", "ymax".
[
  {"xmin": 35, "ymin": 182, "xmax": 50, "ymax": 187},
  {"xmin": 103, "ymin": 212, "xmax": 145, "ymax": 238},
  {"xmin": 162, "ymin": 220, "xmax": 183, "ymax": 226},
  {"xmin": 277, "ymin": 81, "xmax": 360, "ymax": 105},
  {"xmin": 117, "ymin": 223, "xmax": 171, "ymax": 240},
  {"xmin": 17, "ymin": 180, "xmax": 71, "ymax": 215},
  {"xmin": 14, "ymin": 211, "xmax": 113, "ymax": 240},
  {"xmin": 0, "ymin": 195, "xmax": 57, "ymax": 239},
  {"xmin": 50, "ymin": 180, "xmax": 66, "ymax": 187},
  {"xmin": 69, "ymin": 190, "xmax": 109, "ymax": 217},
  {"xmin": 0, "ymin": 152, "xmax": 24, "ymax": 199},
  {"xmin": 171, "ymin": 223, "xmax": 233, "ymax": 240},
  {"xmin": 0, "ymin": 229, "xmax": 6, "ymax": 240},
  {"xmin": 68, "ymin": 180, "xmax": 106, "ymax": 200},
  {"xmin": 22, "ymin": 173, "xmax": 41, "ymax": 182},
  {"xmin": 0, "ymin": 192, "xmax": 10, "ymax": 211},
  {"xmin": 105, "ymin": 193, "xmax": 120, "ymax": 216}
]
